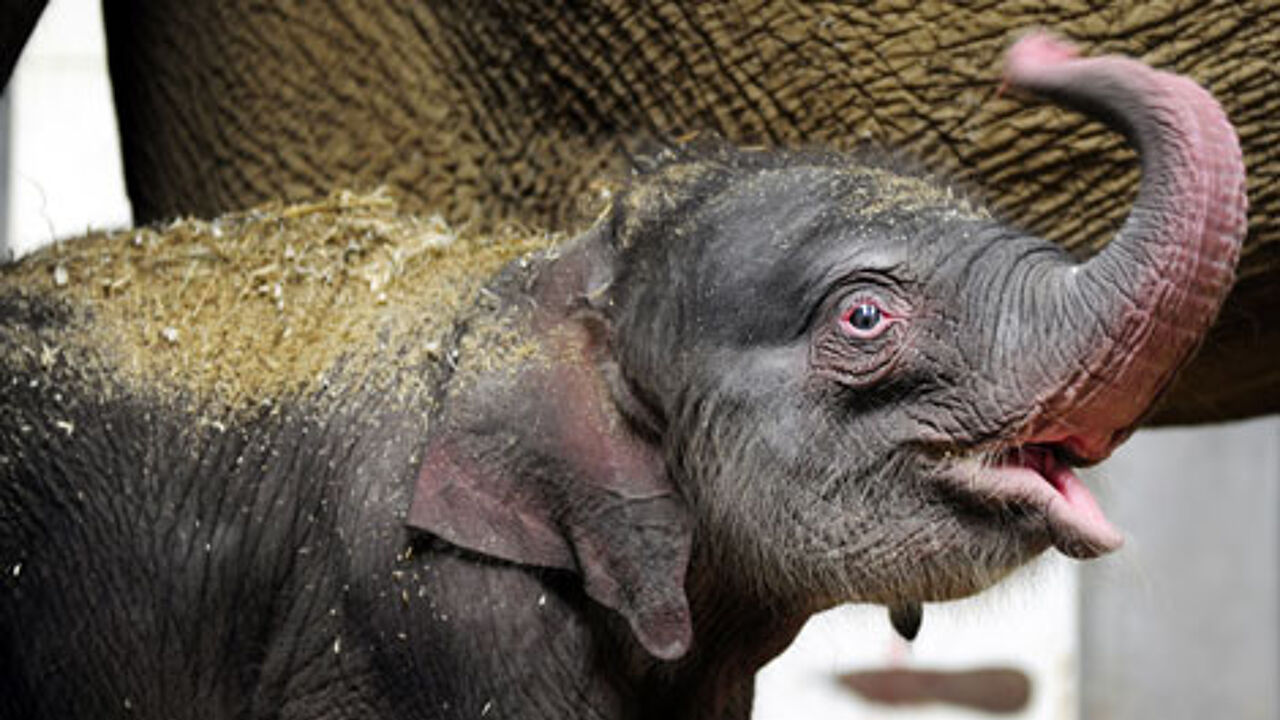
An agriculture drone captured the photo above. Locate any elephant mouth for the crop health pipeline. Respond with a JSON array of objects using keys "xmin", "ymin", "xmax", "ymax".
[{"xmin": 947, "ymin": 443, "xmax": 1124, "ymax": 559}]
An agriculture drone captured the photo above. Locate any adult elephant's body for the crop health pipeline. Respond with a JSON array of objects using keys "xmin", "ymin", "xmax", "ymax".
[
  {"xmin": 81, "ymin": 2, "xmax": 1279, "ymax": 424},
  {"xmin": 0, "ymin": 4, "xmax": 1273, "ymax": 424}
]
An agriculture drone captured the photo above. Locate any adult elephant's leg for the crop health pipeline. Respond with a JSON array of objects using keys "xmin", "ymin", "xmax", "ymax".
[
  {"xmin": 101, "ymin": 1, "xmax": 622, "ymax": 229},
  {"xmin": 0, "ymin": 0, "xmax": 47, "ymax": 89}
]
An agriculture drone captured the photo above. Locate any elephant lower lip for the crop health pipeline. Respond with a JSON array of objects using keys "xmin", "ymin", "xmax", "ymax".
[{"xmin": 953, "ymin": 445, "xmax": 1125, "ymax": 559}]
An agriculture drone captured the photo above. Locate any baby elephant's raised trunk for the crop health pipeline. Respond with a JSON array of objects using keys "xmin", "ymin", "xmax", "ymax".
[{"xmin": 1005, "ymin": 33, "xmax": 1247, "ymax": 460}]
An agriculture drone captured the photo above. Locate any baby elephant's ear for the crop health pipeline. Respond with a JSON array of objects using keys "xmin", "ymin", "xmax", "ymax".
[
  {"xmin": 407, "ymin": 321, "xmax": 694, "ymax": 661},
  {"xmin": 410, "ymin": 433, "xmax": 577, "ymax": 570}
]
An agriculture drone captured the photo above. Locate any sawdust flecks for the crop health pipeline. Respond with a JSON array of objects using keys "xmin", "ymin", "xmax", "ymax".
[{"xmin": 0, "ymin": 189, "xmax": 560, "ymax": 413}]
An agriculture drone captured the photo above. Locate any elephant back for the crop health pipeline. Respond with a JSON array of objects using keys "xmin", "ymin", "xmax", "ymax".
[{"xmin": 0, "ymin": 190, "xmax": 557, "ymax": 415}]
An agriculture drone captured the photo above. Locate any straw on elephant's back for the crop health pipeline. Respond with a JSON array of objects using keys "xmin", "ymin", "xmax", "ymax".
[{"xmin": 0, "ymin": 190, "xmax": 559, "ymax": 413}]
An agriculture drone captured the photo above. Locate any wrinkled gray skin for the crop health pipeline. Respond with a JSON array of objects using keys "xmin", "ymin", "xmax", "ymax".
[
  {"xmin": 0, "ymin": 37, "xmax": 1245, "ymax": 719},
  {"xmin": 2, "ymin": 2, "xmax": 1276, "ymax": 425}
]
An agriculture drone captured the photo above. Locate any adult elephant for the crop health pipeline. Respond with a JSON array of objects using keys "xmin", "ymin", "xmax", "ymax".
[{"xmin": 1, "ymin": 1, "xmax": 1276, "ymax": 424}]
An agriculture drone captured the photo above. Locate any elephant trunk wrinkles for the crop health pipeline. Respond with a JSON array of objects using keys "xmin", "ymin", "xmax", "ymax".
[{"xmin": 1003, "ymin": 33, "xmax": 1246, "ymax": 460}]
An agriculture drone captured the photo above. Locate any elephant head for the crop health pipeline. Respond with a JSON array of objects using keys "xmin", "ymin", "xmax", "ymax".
[{"xmin": 408, "ymin": 34, "xmax": 1245, "ymax": 662}]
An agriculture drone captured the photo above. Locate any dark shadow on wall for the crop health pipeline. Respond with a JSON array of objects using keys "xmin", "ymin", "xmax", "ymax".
[{"xmin": 838, "ymin": 666, "xmax": 1033, "ymax": 715}]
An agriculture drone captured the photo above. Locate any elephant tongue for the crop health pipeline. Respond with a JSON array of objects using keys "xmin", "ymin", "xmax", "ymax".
[{"xmin": 1013, "ymin": 446, "xmax": 1124, "ymax": 558}]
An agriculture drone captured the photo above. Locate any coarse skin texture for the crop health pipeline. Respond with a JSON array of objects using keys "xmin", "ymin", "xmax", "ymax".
[
  {"xmin": 74, "ymin": 0, "xmax": 1279, "ymax": 423},
  {"xmin": 0, "ymin": 193, "xmax": 612, "ymax": 719},
  {"xmin": 0, "ymin": 35, "xmax": 1247, "ymax": 720},
  {"xmin": 0, "ymin": 189, "xmax": 823, "ymax": 719}
]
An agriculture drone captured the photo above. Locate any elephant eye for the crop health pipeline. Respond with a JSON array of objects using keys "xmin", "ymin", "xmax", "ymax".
[{"xmin": 841, "ymin": 301, "xmax": 894, "ymax": 339}]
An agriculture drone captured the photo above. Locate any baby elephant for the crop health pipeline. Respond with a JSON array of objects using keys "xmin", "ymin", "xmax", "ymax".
[{"xmin": 0, "ymin": 34, "xmax": 1245, "ymax": 719}]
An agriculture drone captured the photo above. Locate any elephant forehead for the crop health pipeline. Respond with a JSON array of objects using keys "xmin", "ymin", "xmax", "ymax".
[
  {"xmin": 0, "ymin": 191, "xmax": 558, "ymax": 413},
  {"xmin": 698, "ymin": 163, "xmax": 986, "ymax": 263},
  {"xmin": 685, "ymin": 164, "xmax": 984, "ymax": 342}
]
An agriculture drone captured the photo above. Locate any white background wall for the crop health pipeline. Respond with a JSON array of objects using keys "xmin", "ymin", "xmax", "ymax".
[
  {"xmin": 755, "ymin": 559, "xmax": 1081, "ymax": 719},
  {"xmin": 1081, "ymin": 419, "xmax": 1279, "ymax": 720},
  {"xmin": 4, "ymin": 3, "xmax": 1276, "ymax": 719},
  {"xmin": 4, "ymin": 0, "xmax": 130, "ymax": 256}
]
